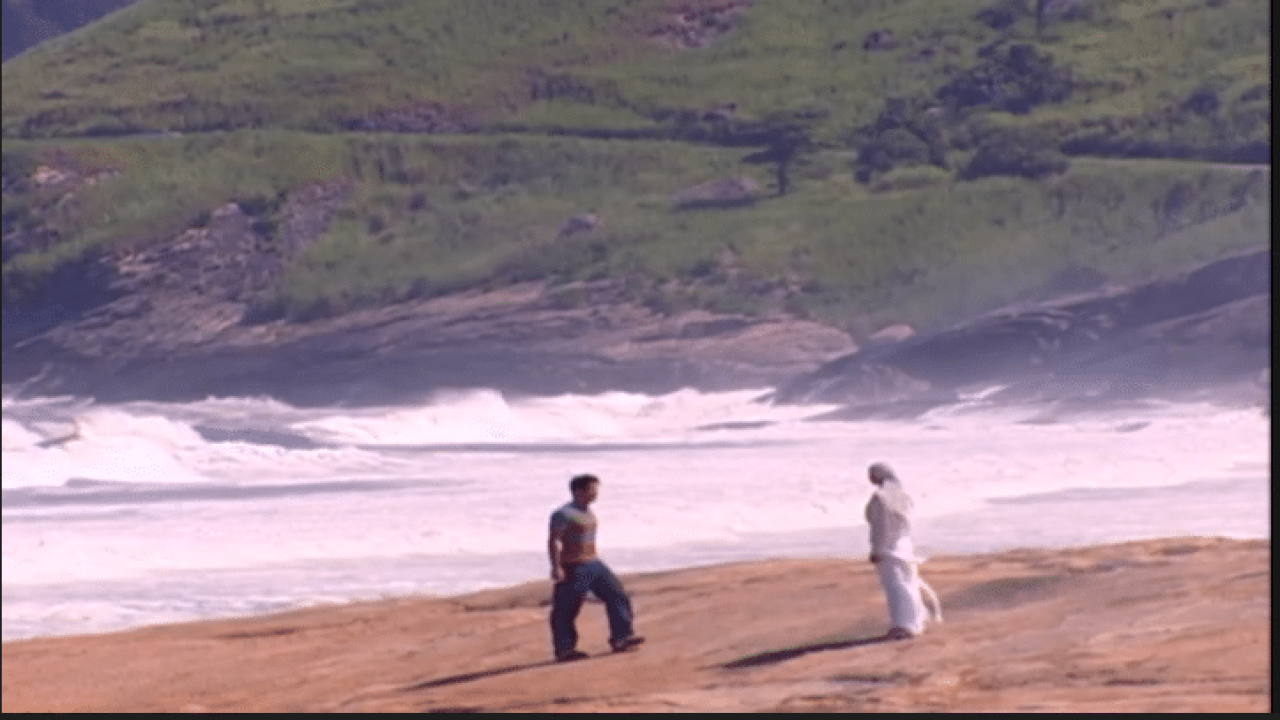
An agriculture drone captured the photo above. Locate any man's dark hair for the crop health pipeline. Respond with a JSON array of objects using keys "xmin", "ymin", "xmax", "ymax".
[{"xmin": 570, "ymin": 474, "xmax": 600, "ymax": 493}]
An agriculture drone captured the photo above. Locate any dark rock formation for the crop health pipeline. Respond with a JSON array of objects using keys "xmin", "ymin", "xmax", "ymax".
[
  {"xmin": 2, "ymin": 0, "xmax": 138, "ymax": 62},
  {"xmin": 2, "ymin": 256, "xmax": 854, "ymax": 405},
  {"xmin": 4, "ymin": 240, "xmax": 1268, "ymax": 411},
  {"xmin": 770, "ymin": 247, "xmax": 1270, "ymax": 410}
]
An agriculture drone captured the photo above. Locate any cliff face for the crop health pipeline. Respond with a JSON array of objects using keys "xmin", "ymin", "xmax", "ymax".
[
  {"xmin": 0, "ymin": 200, "xmax": 853, "ymax": 405},
  {"xmin": 0, "ymin": 157, "xmax": 851, "ymax": 405},
  {"xmin": 3, "ymin": 210, "xmax": 1267, "ymax": 409},
  {"xmin": 771, "ymin": 247, "xmax": 1270, "ymax": 414},
  {"xmin": 1, "ymin": 285, "xmax": 857, "ymax": 406}
]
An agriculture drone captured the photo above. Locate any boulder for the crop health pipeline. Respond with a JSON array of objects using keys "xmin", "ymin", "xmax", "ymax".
[
  {"xmin": 700, "ymin": 102, "xmax": 739, "ymax": 122},
  {"xmin": 558, "ymin": 214, "xmax": 603, "ymax": 238},
  {"xmin": 648, "ymin": 0, "xmax": 752, "ymax": 49},
  {"xmin": 866, "ymin": 323, "xmax": 915, "ymax": 346},
  {"xmin": 672, "ymin": 176, "xmax": 761, "ymax": 209},
  {"xmin": 862, "ymin": 29, "xmax": 899, "ymax": 51}
]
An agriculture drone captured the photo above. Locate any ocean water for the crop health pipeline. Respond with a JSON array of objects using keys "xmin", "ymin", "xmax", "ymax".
[{"xmin": 1, "ymin": 386, "xmax": 1270, "ymax": 642}]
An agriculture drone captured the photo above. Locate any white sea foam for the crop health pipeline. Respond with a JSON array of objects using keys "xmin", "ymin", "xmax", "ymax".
[
  {"xmin": 290, "ymin": 387, "xmax": 814, "ymax": 445},
  {"xmin": 1, "ymin": 388, "xmax": 1270, "ymax": 641},
  {"xmin": 2, "ymin": 409, "xmax": 212, "ymax": 489}
]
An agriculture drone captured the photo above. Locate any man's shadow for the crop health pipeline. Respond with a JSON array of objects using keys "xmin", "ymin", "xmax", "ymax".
[
  {"xmin": 403, "ymin": 647, "xmax": 638, "ymax": 694},
  {"xmin": 402, "ymin": 660, "xmax": 558, "ymax": 692},
  {"xmin": 720, "ymin": 631, "xmax": 901, "ymax": 670}
]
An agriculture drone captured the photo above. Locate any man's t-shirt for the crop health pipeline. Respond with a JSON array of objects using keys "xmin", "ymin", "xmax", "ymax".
[{"xmin": 550, "ymin": 502, "xmax": 598, "ymax": 566}]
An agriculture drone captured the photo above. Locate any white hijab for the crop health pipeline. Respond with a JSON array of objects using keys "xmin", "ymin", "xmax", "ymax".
[{"xmin": 870, "ymin": 463, "xmax": 914, "ymax": 518}]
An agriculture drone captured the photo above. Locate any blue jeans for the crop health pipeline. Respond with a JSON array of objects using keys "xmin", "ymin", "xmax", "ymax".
[{"xmin": 550, "ymin": 560, "xmax": 635, "ymax": 653}]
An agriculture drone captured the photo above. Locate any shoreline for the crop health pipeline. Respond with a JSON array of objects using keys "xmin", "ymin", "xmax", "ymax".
[
  {"xmin": 6, "ymin": 480, "xmax": 1270, "ymax": 645},
  {"xmin": 4, "ymin": 461, "xmax": 1271, "ymax": 645},
  {"xmin": 2, "ymin": 536, "xmax": 1269, "ymax": 712}
]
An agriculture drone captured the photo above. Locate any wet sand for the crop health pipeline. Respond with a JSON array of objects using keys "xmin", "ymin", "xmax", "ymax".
[{"xmin": 1, "ymin": 536, "xmax": 1269, "ymax": 712}]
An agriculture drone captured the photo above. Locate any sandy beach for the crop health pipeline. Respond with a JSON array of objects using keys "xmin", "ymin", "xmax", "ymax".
[{"xmin": 1, "ymin": 536, "xmax": 1269, "ymax": 713}]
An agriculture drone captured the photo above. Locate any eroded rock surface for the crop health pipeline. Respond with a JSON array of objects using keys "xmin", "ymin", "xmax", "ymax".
[{"xmin": 772, "ymin": 247, "xmax": 1270, "ymax": 413}]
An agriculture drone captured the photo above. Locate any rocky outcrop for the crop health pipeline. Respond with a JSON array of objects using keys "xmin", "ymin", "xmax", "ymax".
[
  {"xmin": 2, "ymin": 262, "xmax": 855, "ymax": 405},
  {"xmin": 865, "ymin": 323, "xmax": 915, "ymax": 346},
  {"xmin": 771, "ymin": 247, "xmax": 1270, "ymax": 410},
  {"xmin": 861, "ymin": 29, "xmax": 899, "ymax": 52},
  {"xmin": 671, "ymin": 176, "xmax": 761, "ymax": 209},
  {"xmin": 2, "ymin": 154, "xmax": 1266, "ymax": 410},
  {"xmin": 277, "ymin": 178, "xmax": 355, "ymax": 258},
  {"xmin": 2, "ymin": 156, "xmax": 839, "ymax": 406},
  {"xmin": 557, "ymin": 213, "xmax": 602, "ymax": 238},
  {"xmin": 647, "ymin": 1, "xmax": 753, "ymax": 49},
  {"xmin": 2, "ymin": 0, "xmax": 139, "ymax": 61},
  {"xmin": 4, "ymin": 239, "xmax": 1268, "ymax": 409}
]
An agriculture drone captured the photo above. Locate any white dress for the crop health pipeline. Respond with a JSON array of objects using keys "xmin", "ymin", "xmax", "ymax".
[{"xmin": 866, "ymin": 480, "xmax": 941, "ymax": 635}]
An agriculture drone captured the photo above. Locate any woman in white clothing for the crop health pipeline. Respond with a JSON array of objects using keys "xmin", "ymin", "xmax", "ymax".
[{"xmin": 865, "ymin": 462, "xmax": 942, "ymax": 639}]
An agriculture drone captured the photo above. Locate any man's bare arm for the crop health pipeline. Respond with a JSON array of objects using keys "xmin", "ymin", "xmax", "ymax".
[{"xmin": 548, "ymin": 528, "xmax": 564, "ymax": 582}]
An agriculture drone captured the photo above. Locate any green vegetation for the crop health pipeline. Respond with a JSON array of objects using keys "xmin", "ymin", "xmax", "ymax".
[{"xmin": 2, "ymin": 0, "xmax": 1271, "ymax": 338}]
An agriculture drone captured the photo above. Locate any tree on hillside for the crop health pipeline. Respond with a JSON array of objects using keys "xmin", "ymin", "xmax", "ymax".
[
  {"xmin": 741, "ymin": 124, "xmax": 813, "ymax": 197},
  {"xmin": 1036, "ymin": 0, "xmax": 1051, "ymax": 38}
]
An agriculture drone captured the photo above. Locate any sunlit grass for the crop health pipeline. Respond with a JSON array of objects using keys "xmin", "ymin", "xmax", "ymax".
[{"xmin": 1, "ymin": 0, "xmax": 1270, "ymax": 333}]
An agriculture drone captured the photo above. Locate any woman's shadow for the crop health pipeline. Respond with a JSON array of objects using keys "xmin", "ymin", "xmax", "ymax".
[{"xmin": 720, "ymin": 629, "xmax": 902, "ymax": 670}]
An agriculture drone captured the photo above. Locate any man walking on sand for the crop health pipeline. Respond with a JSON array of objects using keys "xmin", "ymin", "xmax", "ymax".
[
  {"xmin": 548, "ymin": 474, "xmax": 645, "ymax": 662},
  {"xmin": 865, "ymin": 462, "xmax": 943, "ymax": 640}
]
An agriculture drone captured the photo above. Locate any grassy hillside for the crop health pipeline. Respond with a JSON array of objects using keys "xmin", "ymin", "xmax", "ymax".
[{"xmin": 1, "ymin": 0, "xmax": 1270, "ymax": 338}]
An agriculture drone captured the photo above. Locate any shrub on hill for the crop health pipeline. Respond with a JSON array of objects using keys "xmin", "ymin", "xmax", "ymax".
[
  {"xmin": 936, "ymin": 42, "xmax": 1073, "ymax": 115},
  {"xmin": 959, "ymin": 126, "xmax": 1067, "ymax": 180},
  {"xmin": 856, "ymin": 128, "xmax": 936, "ymax": 183},
  {"xmin": 851, "ymin": 96, "xmax": 948, "ymax": 183},
  {"xmin": 1059, "ymin": 80, "xmax": 1271, "ymax": 164}
]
